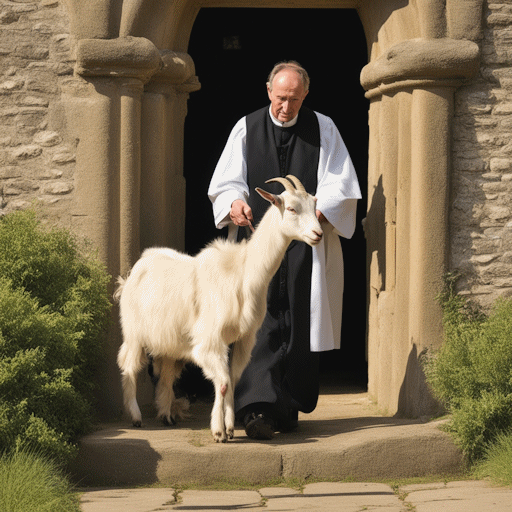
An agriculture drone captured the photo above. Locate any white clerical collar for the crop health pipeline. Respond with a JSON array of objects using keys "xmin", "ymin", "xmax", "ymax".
[{"xmin": 268, "ymin": 106, "xmax": 299, "ymax": 128}]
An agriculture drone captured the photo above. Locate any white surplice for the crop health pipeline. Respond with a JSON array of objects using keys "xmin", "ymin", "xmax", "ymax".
[{"xmin": 208, "ymin": 107, "xmax": 362, "ymax": 352}]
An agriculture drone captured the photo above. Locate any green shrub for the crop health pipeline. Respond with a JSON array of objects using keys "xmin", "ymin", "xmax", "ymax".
[
  {"xmin": 0, "ymin": 209, "xmax": 111, "ymax": 462},
  {"xmin": 425, "ymin": 275, "xmax": 512, "ymax": 462},
  {"xmin": 0, "ymin": 448, "xmax": 80, "ymax": 512}
]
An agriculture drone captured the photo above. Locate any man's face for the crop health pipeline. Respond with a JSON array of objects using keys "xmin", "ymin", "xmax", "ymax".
[{"xmin": 267, "ymin": 69, "xmax": 308, "ymax": 123}]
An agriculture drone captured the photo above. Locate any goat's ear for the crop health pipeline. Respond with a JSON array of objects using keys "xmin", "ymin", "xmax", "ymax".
[{"xmin": 256, "ymin": 187, "xmax": 283, "ymax": 207}]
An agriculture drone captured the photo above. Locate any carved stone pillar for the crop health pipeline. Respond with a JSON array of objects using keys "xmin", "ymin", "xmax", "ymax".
[
  {"xmin": 73, "ymin": 38, "xmax": 199, "ymax": 416},
  {"xmin": 141, "ymin": 51, "xmax": 200, "ymax": 251},
  {"xmin": 74, "ymin": 36, "xmax": 161, "ymax": 276},
  {"xmin": 119, "ymin": 78, "xmax": 144, "ymax": 275},
  {"xmin": 361, "ymin": 38, "xmax": 480, "ymax": 416},
  {"xmin": 73, "ymin": 36, "xmax": 161, "ymax": 417}
]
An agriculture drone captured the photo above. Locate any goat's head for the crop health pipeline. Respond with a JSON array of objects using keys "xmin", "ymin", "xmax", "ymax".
[{"xmin": 256, "ymin": 174, "xmax": 323, "ymax": 246}]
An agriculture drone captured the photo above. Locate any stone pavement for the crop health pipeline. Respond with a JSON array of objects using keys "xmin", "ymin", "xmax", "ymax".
[{"xmin": 80, "ymin": 481, "xmax": 512, "ymax": 511}]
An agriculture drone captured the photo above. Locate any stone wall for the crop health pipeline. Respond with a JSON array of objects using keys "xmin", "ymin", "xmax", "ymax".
[
  {"xmin": 451, "ymin": 0, "xmax": 512, "ymax": 308},
  {"xmin": 0, "ymin": 0, "xmax": 75, "ymax": 224}
]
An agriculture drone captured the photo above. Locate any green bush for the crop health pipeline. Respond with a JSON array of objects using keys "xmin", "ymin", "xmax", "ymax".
[
  {"xmin": 0, "ymin": 448, "xmax": 80, "ymax": 512},
  {"xmin": 425, "ymin": 275, "xmax": 512, "ymax": 462},
  {"xmin": 0, "ymin": 209, "xmax": 111, "ymax": 462}
]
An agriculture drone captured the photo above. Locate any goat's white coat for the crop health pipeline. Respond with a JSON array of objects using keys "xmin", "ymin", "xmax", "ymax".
[{"xmin": 116, "ymin": 181, "xmax": 322, "ymax": 442}]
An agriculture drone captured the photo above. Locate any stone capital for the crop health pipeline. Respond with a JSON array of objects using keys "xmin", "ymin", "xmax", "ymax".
[
  {"xmin": 146, "ymin": 50, "xmax": 201, "ymax": 94},
  {"xmin": 75, "ymin": 36, "xmax": 162, "ymax": 83},
  {"xmin": 361, "ymin": 38, "xmax": 480, "ymax": 96}
]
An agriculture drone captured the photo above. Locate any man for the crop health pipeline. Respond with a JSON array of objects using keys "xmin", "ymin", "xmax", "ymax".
[{"xmin": 208, "ymin": 61, "xmax": 361, "ymax": 439}]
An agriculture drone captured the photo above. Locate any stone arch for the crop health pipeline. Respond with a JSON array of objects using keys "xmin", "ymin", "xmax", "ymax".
[{"xmin": 62, "ymin": 0, "xmax": 483, "ymax": 417}]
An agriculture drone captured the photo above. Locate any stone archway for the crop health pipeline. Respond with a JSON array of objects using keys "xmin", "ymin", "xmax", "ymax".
[{"xmin": 62, "ymin": 0, "xmax": 483, "ymax": 418}]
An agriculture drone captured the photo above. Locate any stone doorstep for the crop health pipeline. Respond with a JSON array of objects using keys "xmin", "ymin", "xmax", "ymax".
[{"xmin": 69, "ymin": 390, "xmax": 464, "ymax": 487}]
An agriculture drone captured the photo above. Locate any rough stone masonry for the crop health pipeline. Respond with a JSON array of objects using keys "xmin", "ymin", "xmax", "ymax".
[
  {"xmin": 0, "ymin": 0, "xmax": 75, "ymax": 224},
  {"xmin": 452, "ymin": 1, "xmax": 512, "ymax": 308}
]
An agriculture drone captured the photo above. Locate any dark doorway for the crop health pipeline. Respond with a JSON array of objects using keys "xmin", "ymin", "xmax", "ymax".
[{"xmin": 184, "ymin": 7, "xmax": 368, "ymax": 391}]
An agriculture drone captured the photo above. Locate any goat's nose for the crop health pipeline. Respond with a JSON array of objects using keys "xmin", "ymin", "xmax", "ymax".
[{"xmin": 314, "ymin": 229, "xmax": 323, "ymax": 240}]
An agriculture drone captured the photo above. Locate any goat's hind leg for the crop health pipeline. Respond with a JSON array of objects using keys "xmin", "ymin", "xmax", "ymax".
[
  {"xmin": 118, "ymin": 342, "xmax": 147, "ymax": 427},
  {"xmin": 154, "ymin": 357, "xmax": 185, "ymax": 426}
]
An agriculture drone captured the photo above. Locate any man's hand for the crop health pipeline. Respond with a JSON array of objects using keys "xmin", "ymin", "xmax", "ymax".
[
  {"xmin": 230, "ymin": 199, "xmax": 254, "ymax": 228},
  {"xmin": 316, "ymin": 210, "xmax": 328, "ymax": 224}
]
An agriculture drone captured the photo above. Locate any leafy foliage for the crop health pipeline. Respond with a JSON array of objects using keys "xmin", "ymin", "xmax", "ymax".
[
  {"xmin": 0, "ymin": 210, "xmax": 111, "ymax": 462},
  {"xmin": 424, "ymin": 274, "xmax": 512, "ymax": 462}
]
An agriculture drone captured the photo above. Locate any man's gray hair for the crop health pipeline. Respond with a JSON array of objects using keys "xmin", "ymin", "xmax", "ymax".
[{"xmin": 267, "ymin": 61, "xmax": 310, "ymax": 92}]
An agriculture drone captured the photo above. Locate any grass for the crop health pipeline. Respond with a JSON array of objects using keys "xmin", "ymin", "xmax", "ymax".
[
  {"xmin": 474, "ymin": 432, "xmax": 512, "ymax": 486},
  {"xmin": 0, "ymin": 449, "xmax": 80, "ymax": 512}
]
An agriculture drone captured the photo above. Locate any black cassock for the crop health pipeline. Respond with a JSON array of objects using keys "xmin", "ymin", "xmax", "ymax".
[{"xmin": 234, "ymin": 106, "xmax": 321, "ymax": 430}]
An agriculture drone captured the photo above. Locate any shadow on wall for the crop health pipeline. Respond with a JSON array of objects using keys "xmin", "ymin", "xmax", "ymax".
[
  {"xmin": 366, "ymin": 175, "xmax": 386, "ymax": 292},
  {"xmin": 396, "ymin": 344, "xmax": 444, "ymax": 419}
]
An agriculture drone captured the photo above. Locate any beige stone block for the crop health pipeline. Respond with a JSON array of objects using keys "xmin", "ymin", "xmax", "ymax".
[
  {"xmin": 33, "ymin": 130, "xmax": 62, "ymax": 147},
  {"xmin": 0, "ymin": 80, "xmax": 24, "ymax": 91},
  {"xmin": 486, "ymin": 204, "xmax": 511, "ymax": 219},
  {"xmin": 51, "ymin": 149, "xmax": 75, "ymax": 165},
  {"xmin": 43, "ymin": 181, "xmax": 73, "ymax": 195},
  {"xmin": 5, "ymin": 199, "xmax": 30, "ymax": 210},
  {"xmin": 0, "ymin": 166, "xmax": 22, "ymax": 179},
  {"xmin": 179, "ymin": 490, "xmax": 262, "ymax": 509},
  {"xmin": 11, "ymin": 145, "xmax": 42, "ymax": 159},
  {"xmin": 490, "ymin": 157, "xmax": 512, "ymax": 172},
  {"xmin": 21, "ymin": 96, "xmax": 49, "ymax": 107}
]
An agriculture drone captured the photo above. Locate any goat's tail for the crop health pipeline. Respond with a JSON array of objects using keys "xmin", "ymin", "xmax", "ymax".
[{"xmin": 113, "ymin": 275, "xmax": 126, "ymax": 302}]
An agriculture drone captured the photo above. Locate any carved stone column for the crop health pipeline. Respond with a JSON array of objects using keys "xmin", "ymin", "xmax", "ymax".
[
  {"xmin": 141, "ymin": 51, "xmax": 200, "ymax": 252},
  {"xmin": 75, "ymin": 36, "xmax": 161, "ymax": 276},
  {"xmin": 361, "ymin": 38, "xmax": 480, "ymax": 416},
  {"xmin": 74, "ymin": 36, "xmax": 161, "ymax": 416},
  {"xmin": 119, "ymin": 78, "xmax": 144, "ymax": 275}
]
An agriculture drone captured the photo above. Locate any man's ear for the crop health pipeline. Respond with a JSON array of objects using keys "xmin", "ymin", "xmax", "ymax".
[{"xmin": 256, "ymin": 187, "xmax": 283, "ymax": 206}]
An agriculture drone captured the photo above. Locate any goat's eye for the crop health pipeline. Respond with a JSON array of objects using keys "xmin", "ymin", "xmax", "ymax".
[{"xmin": 286, "ymin": 207, "xmax": 296, "ymax": 214}]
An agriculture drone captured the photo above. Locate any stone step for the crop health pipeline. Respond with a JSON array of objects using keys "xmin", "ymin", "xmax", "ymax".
[{"xmin": 69, "ymin": 387, "xmax": 463, "ymax": 487}]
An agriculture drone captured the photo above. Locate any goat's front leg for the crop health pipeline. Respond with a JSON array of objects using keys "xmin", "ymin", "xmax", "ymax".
[
  {"xmin": 224, "ymin": 336, "xmax": 255, "ymax": 439},
  {"xmin": 223, "ymin": 380, "xmax": 235, "ymax": 441},
  {"xmin": 192, "ymin": 345, "xmax": 231, "ymax": 442}
]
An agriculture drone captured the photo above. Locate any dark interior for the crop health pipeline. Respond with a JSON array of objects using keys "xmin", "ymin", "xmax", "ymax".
[{"xmin": 183, "ymin": 7, "xmax": 369, "ymax": 396}]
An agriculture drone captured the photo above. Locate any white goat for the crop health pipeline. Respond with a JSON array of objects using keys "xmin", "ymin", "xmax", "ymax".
[{"xmin": 115, "ymin": 175, "xmax": 323, "ymax": 442}]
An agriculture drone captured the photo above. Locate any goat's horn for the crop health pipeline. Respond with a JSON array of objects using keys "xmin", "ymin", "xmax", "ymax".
[
  {"xmin": 285, "ymin": 175, "xmax": 306, "ymax": 192},
  {"xmin": 265, "ymin": 177, "xmax": 296, "ymax": 193}
]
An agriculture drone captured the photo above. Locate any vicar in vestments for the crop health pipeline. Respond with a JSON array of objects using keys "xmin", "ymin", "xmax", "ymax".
[{"xmin": 208, "ymin": 61, "xmax": 361, "ymax": 440}]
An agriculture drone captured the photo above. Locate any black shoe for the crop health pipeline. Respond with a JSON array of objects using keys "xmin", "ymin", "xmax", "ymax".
[{"xmin": 243, "ymin": 412, "xmax": 275, "ymax": 440}]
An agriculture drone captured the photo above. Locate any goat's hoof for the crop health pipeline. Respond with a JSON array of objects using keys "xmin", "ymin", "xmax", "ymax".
[
  {"xmin": 132, "ymin": 420, "xmax": 142, "ymax": 428},
  {"xmin": 213, "ymin": 431, "xmax": 227, "ymax": 443},
  {"xmin": 162, "ymin": 416, "xmax": 176, "ymax": 427}
]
